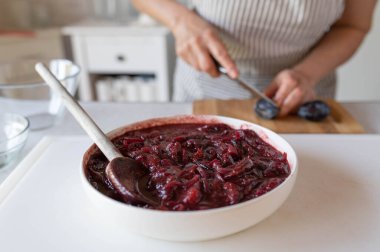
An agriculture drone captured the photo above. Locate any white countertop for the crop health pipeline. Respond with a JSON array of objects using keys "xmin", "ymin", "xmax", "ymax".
[
  {"xmin": 1, "ymin": 134, "xmax": 380, "ymax": 251},
  {"xmin": 1, "ymin": 101, "xmax": 379, "ymax": 185},
  {"xmin": 1, "ymin": 101, "xmax": 380, "ymax": 251}
]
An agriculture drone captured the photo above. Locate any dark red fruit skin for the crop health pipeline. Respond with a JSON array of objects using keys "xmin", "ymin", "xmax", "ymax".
[{"xmin": 86, "ymin": 123, "xmax": 290, "ymax": 211}]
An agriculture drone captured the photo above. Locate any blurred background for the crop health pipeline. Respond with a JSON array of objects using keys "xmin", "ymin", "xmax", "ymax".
[{"xmin": 0, "ymin": 0, "xmax": 379, "ymax": 102}]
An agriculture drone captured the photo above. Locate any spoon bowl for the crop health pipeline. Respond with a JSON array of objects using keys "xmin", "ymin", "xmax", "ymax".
[{"xmin": 106, "ymin": 157, "xmax": 158, "ymax": 206}]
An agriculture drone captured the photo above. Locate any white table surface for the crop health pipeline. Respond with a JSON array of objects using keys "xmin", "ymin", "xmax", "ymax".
[
  {"xmin": 1, "ymin": 135, "xmax": 380, "ymax": 252},
  {"xmin": 0, "ymin": 101, "xmax": 380, "ymax": 251},
  {"xmin": 1, "ymin": 101, "xmax": 379, "ymax": 184}
]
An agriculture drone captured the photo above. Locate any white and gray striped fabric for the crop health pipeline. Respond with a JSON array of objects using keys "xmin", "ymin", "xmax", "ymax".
[{"xmin": 173, "ymin": 0, "xmax": 345, "ymax": 101}]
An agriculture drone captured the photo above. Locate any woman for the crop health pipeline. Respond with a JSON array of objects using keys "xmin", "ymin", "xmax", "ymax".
[{"xmin": 132, "ymin": 0, "xmax": 377, "ymax": 116}]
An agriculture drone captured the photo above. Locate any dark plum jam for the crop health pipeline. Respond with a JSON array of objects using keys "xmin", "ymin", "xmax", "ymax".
[{"xmin": 86, "ymin": 123, "xmax": 290, "ymax": 211}]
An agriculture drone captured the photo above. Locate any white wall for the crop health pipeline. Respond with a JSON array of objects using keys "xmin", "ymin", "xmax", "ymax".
[{"xmin": 337, "ymin": 4, "xmax": 380, "ymax": 101}]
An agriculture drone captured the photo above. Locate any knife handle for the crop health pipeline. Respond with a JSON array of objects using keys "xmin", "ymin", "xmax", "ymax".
[{"xmin": 211, "ymin": 56, "xmax": 228, "ymax": 75}]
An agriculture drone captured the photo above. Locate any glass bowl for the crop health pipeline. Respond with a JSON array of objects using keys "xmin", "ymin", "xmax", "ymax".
[
  {"xmin": 0, "ymin": 59, "xmax": 80, "ymax": 130},
  {"xmin": 0, "ymin": 113, "xmax": 29, "ymax": 168}
]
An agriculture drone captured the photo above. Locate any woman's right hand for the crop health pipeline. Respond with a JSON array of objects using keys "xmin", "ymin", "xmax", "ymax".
[{"xmin": 172, "ymin": 13, "xmax": 238, "ymax": 78}]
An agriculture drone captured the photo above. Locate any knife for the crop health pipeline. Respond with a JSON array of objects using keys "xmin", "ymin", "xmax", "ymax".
[{"xmin": 217, "ymin": 66, "xmax": 279, "ymax": 108}]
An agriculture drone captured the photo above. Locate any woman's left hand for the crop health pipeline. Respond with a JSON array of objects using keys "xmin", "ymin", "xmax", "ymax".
[{"xmin": 265, "ymin": 69, "xmax": 317, "ymax": 117}]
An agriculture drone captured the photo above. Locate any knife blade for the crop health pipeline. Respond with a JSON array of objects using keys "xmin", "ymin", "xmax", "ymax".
[{"xmin": 217, "ymin": 66, "xmax": 278, "ymax": 108}]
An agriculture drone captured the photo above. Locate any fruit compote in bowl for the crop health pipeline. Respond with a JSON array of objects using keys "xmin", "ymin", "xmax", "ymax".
[{"xmin": 81, "ymin": 115, "xmax": 298, "ymax": 241}]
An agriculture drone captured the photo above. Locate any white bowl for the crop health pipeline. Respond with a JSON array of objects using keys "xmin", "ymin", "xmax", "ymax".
[{"xmin": 81, "ymin": 115, "xmax": 298, "ymax": 241}]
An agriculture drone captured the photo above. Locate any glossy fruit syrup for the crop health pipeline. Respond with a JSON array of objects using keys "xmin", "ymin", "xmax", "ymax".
[{"xmin": 86, "ymin": 123, "xmax": 290, "ymax": 211}]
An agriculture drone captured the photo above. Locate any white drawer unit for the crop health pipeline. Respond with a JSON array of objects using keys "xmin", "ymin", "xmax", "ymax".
[
  {"xmin": 62, "ymin": 21, "xmax": 175, "ymax": 102},
  {"xmin": 85, "ymin": 36, "xmax": 162, "ymax": 72}
]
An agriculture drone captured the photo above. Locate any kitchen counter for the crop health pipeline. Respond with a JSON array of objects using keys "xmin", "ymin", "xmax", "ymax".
[
  {"xmin": 1, "ymin": 101, "xmax": 380, "ymax": 251},
  {"xmin": 1, "ymin": 101, "xmax": 379, "ymax": 185}
]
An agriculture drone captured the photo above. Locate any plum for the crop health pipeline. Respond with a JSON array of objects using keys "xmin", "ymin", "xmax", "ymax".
[
  {"xmin": 254, "ymin": 98, "xmax": 279, "ymax": 119},
  {"xmin": 298, "ymin": 100, "xmax": 330, "ymax": 121}
]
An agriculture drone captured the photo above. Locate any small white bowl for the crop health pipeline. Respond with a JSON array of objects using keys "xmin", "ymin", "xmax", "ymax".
[{"xmin": 81, "ymin": 115, "xmax": 298, "ymax": 241}]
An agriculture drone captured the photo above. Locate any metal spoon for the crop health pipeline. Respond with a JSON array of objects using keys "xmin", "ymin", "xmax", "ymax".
[{"xmin": 35, "ymin": 63, "xmax": 158, "ymax": 206}]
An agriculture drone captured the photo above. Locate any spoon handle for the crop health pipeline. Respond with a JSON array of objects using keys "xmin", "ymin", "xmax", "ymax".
[{"xmin": 35, "ymin": 63, "xmax": 122, "ymax": 161}]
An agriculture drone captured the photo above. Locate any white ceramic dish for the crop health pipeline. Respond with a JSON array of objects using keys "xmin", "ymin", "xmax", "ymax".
[{"xmin": 81, "ymin": 115, "xmax": 298, "ymax": 242}]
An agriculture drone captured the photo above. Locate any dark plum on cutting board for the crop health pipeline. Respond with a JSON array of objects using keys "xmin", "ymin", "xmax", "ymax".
[
  {"xmin": 297, "ymin": 100, "xmax": 330, "ymax": 121},
  {"xmin": 254, "ymin": 99, "xmax": 280, "ymax": 119},
  {"xmin": 254, "ymin": 99, "xmax": 330, "ymax": 121}
]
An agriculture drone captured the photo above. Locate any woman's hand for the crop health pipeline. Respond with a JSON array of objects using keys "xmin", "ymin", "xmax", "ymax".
[
  {"xmin": 132, "ymin": 0, "xmax": 238, "ymax": 78},
  {"xmin": 265, "ymin": 69, "xmax": 317, "ymax": 117},
  {"xmin": 264, "ymin": 0, "xmax": 376, "ymax": 117},
  {"xmin": 172, "ymin": 13, "xmax": 238, "ymax": 78}
]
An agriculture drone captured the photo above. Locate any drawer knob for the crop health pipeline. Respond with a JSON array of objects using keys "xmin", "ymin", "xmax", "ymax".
[{"xmin": 116, "ymin": 55, "xmax": 126, "ymax": 62}]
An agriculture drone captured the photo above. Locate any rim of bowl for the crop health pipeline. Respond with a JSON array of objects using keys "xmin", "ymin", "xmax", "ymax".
[
  {"xmin": 0, "ymin": 59, "xmax": 81, "ymax": 88},
  {"xmin": 81, "ymin": 115, "xmax": 298, "ymax": 216},
  {"xmin": 0, "ymin": 113, "xmax": 30, "ymax": 144}
]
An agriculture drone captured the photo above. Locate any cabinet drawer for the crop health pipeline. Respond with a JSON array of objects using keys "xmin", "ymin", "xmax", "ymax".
[{"xmin": 84, "ymin": 36, "xmax": 162, "ymax": 73}]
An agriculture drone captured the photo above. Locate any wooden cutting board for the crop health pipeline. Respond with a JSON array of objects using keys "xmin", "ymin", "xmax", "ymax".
[{"xmin": 193, "ymin": 99, "xmax": 365, "ymax": 134}]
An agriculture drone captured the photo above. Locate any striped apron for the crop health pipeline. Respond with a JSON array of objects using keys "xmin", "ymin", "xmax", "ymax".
[{"xmin": 173, "ymin": 0, "xmax": 345, "ymax": 101}]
